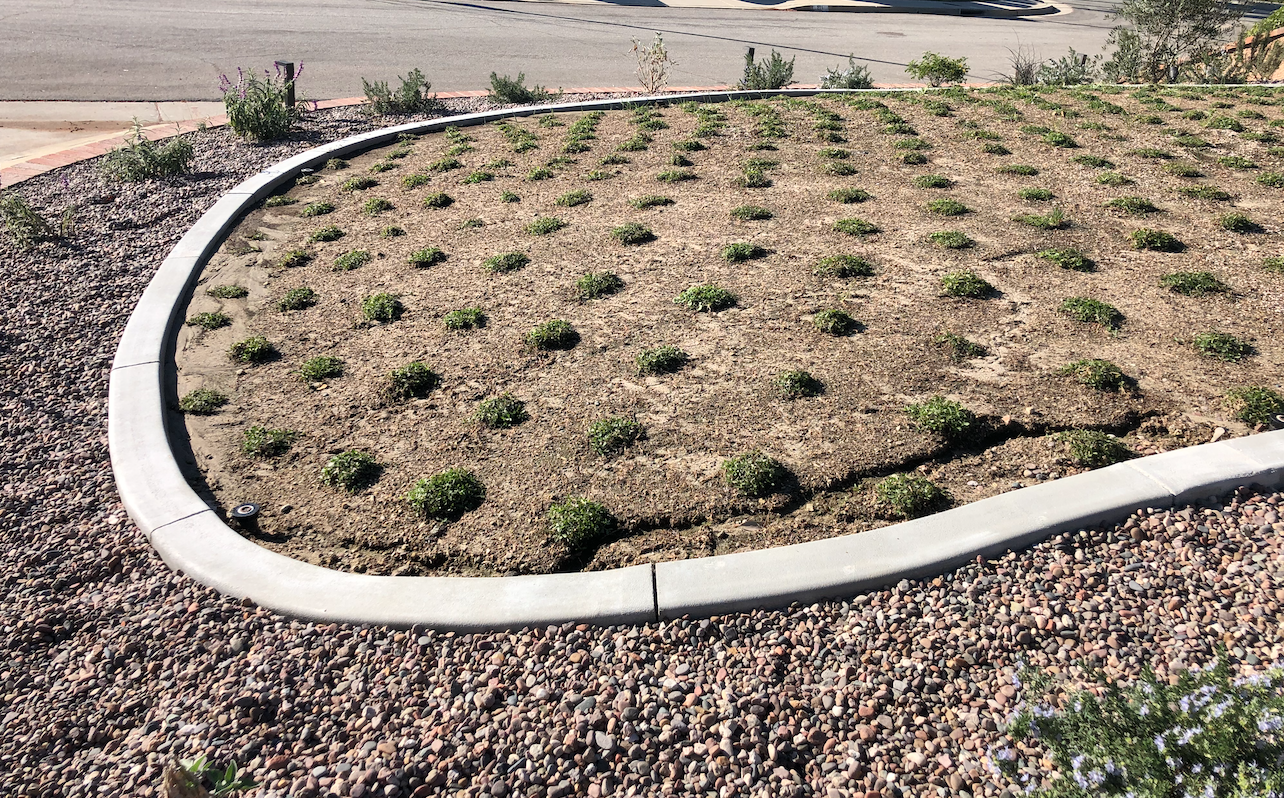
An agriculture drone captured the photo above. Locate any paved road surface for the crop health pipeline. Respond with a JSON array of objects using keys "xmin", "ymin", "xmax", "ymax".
[{"xmin": 2, "ymin": 0, "xmax": 1131, "ymax": 100}]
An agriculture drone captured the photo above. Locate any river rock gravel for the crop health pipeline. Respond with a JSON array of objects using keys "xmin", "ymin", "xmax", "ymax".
[{"xmin": 2, "ymin": 101, "xmax": 1284, "ymax": 798}]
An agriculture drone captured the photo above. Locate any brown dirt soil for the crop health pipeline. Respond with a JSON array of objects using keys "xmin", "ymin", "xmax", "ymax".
[{"xmin": 174, "ymin": 87, "xmax": 1284, "ymax": 577}]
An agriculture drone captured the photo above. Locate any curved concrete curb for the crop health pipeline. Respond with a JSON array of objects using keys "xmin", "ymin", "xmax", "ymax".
[{"xmin": 109, "ymin": 90, "xmax": 1284, "ymax": 630}]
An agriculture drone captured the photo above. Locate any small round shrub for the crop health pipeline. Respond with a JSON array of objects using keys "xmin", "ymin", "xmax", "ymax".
[
  {"xmin": 1257, "ymin": 172, "xmax": 1284, "ymax": 188},
  {"xmin": 242, "ymin": 426, "xmax": 297, "ymax": 458},
  {"xmin": 928, "ymin": 231, "xmax": 973, "ymax": 249},
  {"xmin": 675, "ymin": 285, "xmax": 736, "ymax": 312},
  {"xmin": 401, "ymin": 173, "xmax": 431, "ymax": 188},
  {"xmin": 405, "ymin": 469, "xmax": 486, "ymax": 519},
  {"xmin": 1194, "ymin": 331, "xmax": 1252, "ymax": 362},
  {"xmin": 926, "ymin": 198, "xmax": 970, "ymax": 216},
  {"xmin": 1130, "ymin": 228, "xmax": 1184, "ymax": 252},
  {"xmin": 575, "ymin": 271, "xmax": 624, "ymax": 300},
  {"xmin": 1057, "ymin": 430, "xmax": 1134, "ymax": 467},
  {"xmin": 300, "ymin": 201, "xmax": 335, "ymax": 217},
  {"xmin": 462, "ymin": 170, "xmax": 494, "ymax": 184},
  {"xmin": 326, "ymin": 158, "xmax": 348, "ymax": 170},
  {"xmin": 341, "ymin": 176, "xmax": 377, "ymax": 192},
  {"xmin": 815, "ymin": 255, "xmax": 874, "ymax": 278},
  {"xmin": 279, "ymin": 248, "xmax": 314, "ymax": 267},
  {"xmin": 657, "ymin": 169, "xmax": 696, "ymax": 183},
  {"xmin": 381, "ymin": 225, "xmax": 405, "ymax": 238},
  {"xmin": 444, "ymin": 307, "xmax": 485, "ymax": 331},
  {"xmin": 179, "ymin": 388, "xmax": 228, "ymax": 415},
  {"xmin": 362, "ymin": 293, "xmax": 403, "ymax": 322},
  {"xmin": 827, "ymin": 189, "xmax": 872, "ymax": 204},
  {"xmin": 1018, "ymin": 188, "xmax": 1054, "ymax": 202},
  {"xmin": 912, "ymin": 174, "xmax": 953, "ymax": 189},
  {"xmin": 409, "ymin": 247, "xmax": 447, "ymax": 268},
  {"xmin": 1178, "ymin": 185, "xmax": 1231, "ymax": 201},
  {"xmin": 731, "ymin": 205, "xmax": 773, "ymax": 220},
  {"xmin": 185, "ymin": 311, "xmax": 230, "ymax": 330},
  {"xmin": 773, "ymin": 370, "xmax": 823, "ymax": 399},
  {"xmin": 905, "ymin": 396, "xmax": 974, "ymax": 439},
  {"xmin": 818, "ymin": 163, "xmax": 855, "ymax": 178},
  {"xmin": 588, "ymin": 417, "xmax": 644, "ymax": 456},
  {"xmin": 387, "ymin": 362, "xmax": 440, "ymax": 400},
  {"xmin": 1218, "ymin": 212, "xmax": 1259, "ymax": 233},
  {"xmin": 556, "ymin": 189, "xmax": 592, "ymax": 207},
  {"xmin": 814, "ymin": 308, "xmax": 858, "ymax": 335},
  {"xmin": 207, "ymin": 285, "xmax": 248, "ymax": 299},
  {"xmin": 722, "ymin": 451, "xmax": 788, "ymax": 497},
  {"xmin": 834, "ymin": 218, "xmax": 880, "ymax": 236},
  {"xmin": 320, "ymin": 451, "xmax": 381, "ymax": 493},
  {"xmin": 1036, "ymin": 248, "xmax": 1094, "ymax": 272},
  {"xmin": 630, "ymin": 195, "xmax": 673, "ymax": 209},
  {"xmin": 1224, "ymin": 386, "xmax": 1284, "ymax": 426},
  {"xmin": 422, "ymin": 192, "xmax": 454, "ymax": 209},
  {"xmin": 1095, "ymin": 172, "xmax": 1134, "ymax": 186},
  {"xmin": 1042, "ymin": 131, "xmax": 1077, "ymax": 148},
  {"xmin": 941, "ymin": 270, "xmax": 992, "ymax": 298},
  {"xmin": 484, "ymin": 252, "xmax": 529, "ymax": 273},
  {"xmin": 309, "ymin": 225, "xmax": 345, "ymax": 243},
  {"xmin": 527, "ymin": 216, "xmax": 567, "ymax": 236},
  {"xmin": 1060, "ymin": 297, "xmax": 1123, "ymax": 329},
  {"xmin": 611, "ymin": 223, "xmax": 655, "ymax": 245},
  {"xmin": 874, "ymin": 474, "xmax": 946, "ymax": 519},
  {"xmin": 547, "ymin": 497, "xmax": 616, "ymax": 548},
  {"xmin": 1159, "ymin": 271, "xmax": 1228, "ymax": 296},
  {"xmin": 636, "ymin": 345, "xmax": 689, "ymax": 375},
  {"xmin": 1218, "ymin": 155, "xmax": 1257, "ymax": 170},
  {"xmin": 996, "ymin": 164, "xmax": 1039, "ymax": 176},
  {"xmin": 229, "ymin": 336, "xmax": 274, "ymax": 364},
  {"xmin": 900, "ymin": 152, "xmax": 928, "ymax": 165},
  {"xmin": 298, "ymin": 356, "xmax": 343, "ymax": 382},
  {"xmin": 362, "ymin": 198, "xmax": 393, "ymax": 215},
  {"xmin": 334, "ymin": 250, "xmax": 372, "ymax": 271},
  {"xmin": 1164, "ymin": 161, "xmax": 1203, "ymax": 177},
  {"xmin": 475, "ymin": 393, "xmax": 528, "ymax": 428},
  {"xmin": 278, "ymin": 287, "xmax": 317, "ymax": 312},
  {"xmin": 1059, "ymin": 359, "xmax": 1126, "ymax": 391},
  {"xmin": 1105, "ymin": 196, "xmax": 1159, "ymax": 215},
  {"xmin": 934, "ymin": 332, "xmax": 986, "ymax": 362},
  {"xmin": 526, "ymin": 319, "xmax": 578, "ymax": 351},
  {"xmin": 723, "ymin": 242, "xmax": 769, "ymax": 263}
]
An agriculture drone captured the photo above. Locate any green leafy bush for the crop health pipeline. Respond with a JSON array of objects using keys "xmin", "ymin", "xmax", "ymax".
[
  {"xmin": 100, "ymin": 122, "xmax": 194, "ymax": 182},
  {"xmin": 1060, "ymin": 358, "xmax": 1126, "ymax": 391},
  {"xmin": 905, "ymin": 395, "xmax": 974, "ymax": 439},
  {"xmin": 773, "ymin": 370, "xmax": 823, "ymax": 399},
  {"xmin": 555, "ymin": 189, "xmax": 592, "ymax": 208},
  {"xmin": 242, "ymin": 426, "xmax": 297, "ymax": 458},
  {"xmin": 1225, "ymin": 386, "xmax": 1284, "ymax": 425},
  {"xmin": 588, "ymin": 418, "xmax": 644, "ymax": 456},
  {"xmin": 547, "ymin": 497, "xmax": 615, "ymax": 547},
  {"xmin": 1219, "ymin": 212, "xmax": 1260, "ymax": 233},
  {"xmin": 834, "ymin": 218, "xmax": 880, "ymax": 236},
  {"xmin": 422, "ymin": 192, "xmax": 454, "ymax": 209},
  {"xmin": 526, "ymin": 319, "xmax": 577, "ymax": 351},
  {"xmin": 228, "ymin": 336, "xmax": 274, "ymax": 363},
  {"xmin": 333, "ymin": 250, "xmax": 371, "ymax": 272},
  {"xmin": 1194, "ymin": 331, "xmax": 1252, "ymax": 361},
  {"xmin": 1096, "ymin": 171, "xmax": 1134, "ymax": 186},
  {"xmin": 361, "ymin": 198, "xmax": 393, "ymax": 216},
  {"xmin": 1130, "ymin": 228, "xmax": 1184, "ymax": 251},
  {"xmin": 723, "ymin": 242, "xmax": 769, "ymax": 263},
  {"xmin": 874, "ymin": 474, "xmax": 946, "ymax": 519},
  {"xmin": 1178, "ymin": 185, "xmax": 1231, "ymax": 201},
  {"xmin": 0, "ymin": 193, "xmax": 57, "ymax": 249},
  {"xmin": 307, "ymin": 226, "xmax": 343, "ymax": 244},
  {"xmin": 929, "ymin": 231, "xmax": 974, "ymax": 249},
  {"xmin": 277, "ymin": 287, "xmax": 317, "ymax": 312},
  {"xmin": 941, "ymin": 270, "xmax": 992, "ymax": 298},
  {"xmin": 926, "ymin": 198, "xmax": 970, "ymax": 216},
  {"xmin": 1018, "ymin": 188, "xmax": 1054, "ymax": 202},
  {"xmin": 526, "ymin": 216, "xmax": 567, "ymax": 236},
  {"xmin": 405, "ymin": 468, "xmax": 485, "ymax": 519},
  {"xmin": 341, "ymin": 176, "xmax": 377, "ymax": 192},
  {"xmin": 905, "ymin": 52, "xmax": 968, "ymax": 86},
  {"xmin": 1055, "ymin": 429, "xmax": 1134, "ymax": 467},
  {"xmin": 657, "ymin": 169, "xmax": 696, "ymax": 183},
  {"xmin": 630, "ymin": 195, "xmax": 673, "ymax": 209},
  {"xmin": 387, "ymin": 362, "xmax": 440, "ymax": 401},
  {"xmin": 1071, "ymin": 154, "xmax": 1114, "ymax": 168},
  {"xmin": 362, "ymin": 67, "xmax": 437, "ymax": 114},
  {"xmin": 675, "ymin": 285, "xmax": 736, "ymax": 312},
  {"xmin": 185, "ymin": 312, "xmax": 230, "ymax": 330},
  {"xmin": 636, "ymin": 345, "xmax": 689, "ymax": 375},
  {"xmin": 737, "ymin": 49, "xmax": 796, "ymax": 90},
  {"xmin": 1013, "ymin": 208, "xmax": 1069, "ymax": 229},
  {"xmin": 475, "ymin": 393, "xmax": 528, "ymax": 428},
  {"xmin": 297, "ymin": 356, "xmax": 343, "ymax": 381},
  {"xmin": 488, "ymin": 72, "xmax": 558, "ymax": 104},
  {"xmin": 723, "ymin": 450, "xmax": 788, "ymax": 497},
  {"xmin": 220, "ymin": 66, "xmax": 302, "ymax": 142},
  {"xmin": 611, "ymin": 222, "xmax": 655, "ymax": 245},
  {"xmin": 996, "ymin": 163, "xmax": 1039, "ymax": 176},
  {"xmin": 207, "ymin": 284, "xmax": 249, "ymax": 299},
  {"xmin": 1060, "ymin": 297, "xmax": 1123, "ymax": 329},
  {"xmin": 913, "ymin": 174, "xmax": 954, "ymax": 189},
  {"xmin": 320, "ymin": 451, "xmax": 381, "ymax": 492},
  {"xmin": 1165, "ymin": 161, "xmax": 1203, "ymax": 177},
  {"xmin": 484, "ymin": 252, "xmax": 529, "ymax": 273},
  {"xmin": 815, "ymin": 255, "xmax": 874, "ymax": 278},
  {"xmin": 300, "ymin": 201, "xmax": 335, "ymax": 217},
  {"xmin": 1105, "ymin": 196, "xmax": 1159, "ymax": 214},
  {"xmin": 462, "ymin": 170, "xmax": 494, "ymax": 185},
  {"xmin": 731, "ymin": 205, "xmax": 773, "ymax": 220},
  {"xmin": 443, "ymin": 307, "xmax": 485, "ymax": 331},
  {"xmin": 935, "ymin": 332, "xmax": 987, "ymax": 361},
  {"xmin": 1160, "ymin": 271, "xmax": 1228, "ymax": 296},
  {"xmin": 1042, "ymin": 130, "xmax": 1077, "ymax": 148},
  {"xmin": 179, "ymin": 388, "xmax": 228, "ymax": 415},
  {"xmin": 1037, "ymin": 248, "xmax": 1094, "ymax": 272},
  {"xmin": 814, "ymin": 308, "xmax": 858, "ymax": 335},
  {"xmin": 362, "ymin": 293, "xmax": 403, "ymax": 322}
]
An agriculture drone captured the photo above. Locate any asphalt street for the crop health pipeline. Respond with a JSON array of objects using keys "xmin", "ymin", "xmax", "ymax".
[{"xmin": 2, "ymin": 0, "xmax": 1130, "ymax": 100}]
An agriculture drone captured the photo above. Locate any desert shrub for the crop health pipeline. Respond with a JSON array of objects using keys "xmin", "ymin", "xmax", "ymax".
[
  {"xmin": 821, "ymin": 56, "xmax": 873, "ymax": 89},
  {"xmin": 900, "ymin": 152, "xmax": 929, "ymax": 165},
  {"xmin": 526, "ymin": 216, "xmax": 566, "ymax": 236},
  {"xmin": 462, "ymin": 170, "xmax": 494, "ymax": 185},
  {"xmin": 333, "ymin": 249, "xmax": 371, "ymax": 272},
  {"xmin": 913, "ymin": 174, "xmax": 953, "ymax": 189},
  {"xmin": 894, "ymin": 138, "xmax": 932, "ymax": 151},
  {"xmin": 1219, "ymin": 155, "xmax": 1257, "ymax": 170},
  {"xmin": 617, "ymin": 134, "xmax": 651, "ymax": 152},
  {"xmin": 1130, "ymin": 228, "xmax": 1183, "ymax": 251},
  {"xmin": 905, "ymin": 52, "xmax": 968, "ymax": 86},
  {"xmin": 834, "ymin": 218, "xmax": 880, "ymax": 236},
  {"xmin": 229, "ymin": 336, "xmax": 274, "ymax": 363},
  {"xmin": 547, "ymin": 497, "xmax": 615, "ymax": 547},
  {"xmin": 430, "ymin": 157, "xmax": 462, "ymax": 173},
  {"xmin": 814, "ymin": 308, "xmax": 858, "ymax": 335},
  {"xmin": 1060, "ymin": 358, "xmax": 1126, "ymax": 391},
  {"xmin": 207, "ymin": 284, "xmax": 248, "ymax": 299},
  {"xmin": 326, "ymin": 158, "xmax": 348, "ymax": 170},
  {"xmin": 300, "ymin": 201, "xmax": 335, "ymax": 217},
  {"xmin": 738, "ymin": 49, "xmax": 796, "ymax": 90},
  {"xmin": 874, "ymin": 474, "xmax": 946, "ymax": 519},
  {"xmin": 488, "ymin": 72, "xmax": 558, "ymax": 104},
  {"xmin": 1194, "ymin": 330, "xmax": 1252, "ymax": 361},
  {"xmin": 277, "ymin": 287, "xmax": 317, "ymax": 312},
  {"xmin": 185, "ymin": 311, "xmax": 230, "ymax": 330},
  {"xmin": 242, "ymin": 426, "xmax": 297, "ymax": 458},
  {"xmin": 905, "ymin": 396, "xmax": 974, "ymax": 439},
  {"xmin": 219, "ymin": 65, "xmax": 302, "ymax": 142},
  {"xmin": 636, "ymin": 345, "xmax": 689, "ymax": 375},
  {"xmin": 361, "ymin": 198, "xmax": 393, "ymax": 216},
  {"xmin": 1096, "ymin": 172, "xmax": 1134, "ymax": 186},
  {"xmin": 1225, "ymin": 386, "xmax": 1284, "ymax": 425},
  {"xmin": 1266, "ymin": 257, "xmax": 1284, "ymax": 274},
  {"xmin": 815, "ymin": 255, "xmax": 874, "ymax": 278},
  {"xmin": 731, "ymin": 205, "xmax": 773, "ymax": 220},
  {"xmin": 935, "ymin": 332, "xmax": 987, "ymax": 361},
  {"xmin": 385, "ymin": 362, "xmax": 440, "ymax": 401},
  {"xmin": 1071, "ymin": 154, "xmax": 1114, "ymax": 168},
  {"xmin": 630, "ymin": 195, "xmax": 673, "ymax": 209},
  {"xmin": 1018, "ymin": 188, "xmax": 1055, "ymax": 202},
  {"xmin": 723, "ymin": 451, "xmax": 788, "ymax": 497},
  {"xmin": 928, "ymin": 230, "xmax": 974, "ymax": 249},
  {"xmin": 818, "ymin": 148, "xmax": 849, "ymax": 160},
  {"xmin": 982, "ymin": 143, "xmax": 1011, "ymax": 155},
  {"xmin": 419, "ymin": 192, "xmax": 455, "ymax": 213},
  {"xmin": 1129, "ymin": 147, "xmax": 1173, "ymax": 159},
  {"xmin": 555, "ymin": 189, "xmax": 592, "ymax": 207},
  {"xmin": 1172, "ymin": 134, "xmax": 1212, "ymax": 149},
  {"xmin": 773, "ymin": 370, "xmax": 823, "ymax": 399},
  {"xmin": 362, "ymin": 293, "xmax": 403, "ymax": 322},
  {"xmin": 941, "ymin": 270, "xmax": 992, "ymax": 298},
  {"xmin": 341, "ymin": 176, "xmax": 377, "ymax": 192},
  {"xmin": 484, "ymin": 252, "xmax": 529, "ymax": 273},
  {"xmin": 675, "ymin": 284, "xmax": 736, "ymax": 312},
  {"xmin": 818, "ymin": 162, "xmax": 855, "ymax": 178},
  {"xmin": 1060, "ymin": 297, "xmax": 1123, "ymax": 329},
  {"xmin": 587, "ymin": 417, "xmax": 644, "ymax": 457},
  {"xmin": 1042, "ymin": 130, "xmax": 1078, "ymax": 148},
  {"xmin": 1037, "ymin": 248, "xmax": 1094, "ymax": 272},
  {"xmin": 405, "ymin": 468, "xmax": 485, "ymax": 519},
  {"xmin": 926, "ymin": 198, "xmax": 970, "ymax": 216},
  {"xmin": 362, "ymin": 67, "xmax": 437, "ymax": 114},
  {"xmin": 575, "ymin": 271, "xmax": 625, "ymax": 301},
  {"xmin": 443, "ymin": 307, "xmax": 485, "ymax": 331},
  {"xmin": 1219, "ymin": 212, "xmax": 1259, "ymax": 233},
  {"xmin": 474, "ymin": 393, "xmax": 528, "ymax": 429},
  {"xmin": 297, "ymin": 355, "xmax": 343, "ymax": 382},
  {"xmin": 526, "ymin": 319, "xmax": 578, "ymax": 351},
  {"xmin": 408, "ymin": 247, "xmax": 447, "ymax": 269},
  {"xmin": 1160, "ymin": 270, "xmax": 1228, "ymax": 296},
  {"xmin": 657, "ymin": 169, "xmax": 695, "ymax": 183},
  {"xmin": 1013, "ymin": 208, "xmax": 1069, "ymax": 229},
  {"xmin": 1105, "ymin": 196, "xmax": 1159, "ymax": 214},
  {"xmin": 320, "ymin": 451, "xmax": 381, "ymax": 492},
  {"xmin": 996, "ymin": 164, "xmax": 1039, "ymax": 176},
  {"xmin": 1056, "ymin": 429, "xmax": 1134, "ymax": 467},
  {"xmin": 179, "ymin": 388, "xmax": 228, "ymax": 415},
  {"xmin": 100, "ymin": 122, "xmax": 194, "ymax": 182},
  {"xmin": 1205, "ymin": 114, "xmax": 1245, "ymax": 131},
  {"xmin": 1178, "ymin": 185, "xmax": 1231, "ymax": 201},
  {"xmin": 611, "ymin": 223, "xmax": 655, "ymax": 245},
  {"xmin": 723, "ymin": 242, "xmax": 769, "ymax": 263}
]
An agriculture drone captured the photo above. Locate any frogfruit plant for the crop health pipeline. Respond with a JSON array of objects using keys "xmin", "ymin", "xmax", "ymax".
[
  {"xmin": 387, "ymin": 362, "xmax": 440, "ymax": 401},
  {"xmin": 405, "ymin": 469, "xmax": 486, "ymax": 519},
  {"xmin": 722, "ymin": 450, "xmax": 788, "ymax": 497},
  {"xmin": 905, "ymin": 396, "xmax": 974, "ymax": 439},
  {"xmin": 547, "ymin": 497, "xmax": 615, "ymax": 547},
  {"xmin": 587, "ymin": 417, "xmax": 644, "ymax": 456},
  {"xmin": 320, "ymin": 451, "xmax": 381, "ymax": 493},
  {"xmin": 874, "ymin": 474, "xmax": 946, "ymax": 519}
]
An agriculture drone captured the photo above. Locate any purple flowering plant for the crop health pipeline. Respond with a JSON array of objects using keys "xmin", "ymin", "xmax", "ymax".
[
  {"xmin": 218, "ymin": 64, "xmax": 309, "ymax": 142},
  {"xmin": 994, "ymin": 656, "xmax": 1284, "ymax": 796}
]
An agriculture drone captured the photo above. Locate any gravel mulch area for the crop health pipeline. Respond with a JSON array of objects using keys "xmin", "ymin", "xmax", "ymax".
[{"xmin": 2, "ymin": 97, "xmax": 1283, "ymax": 798}]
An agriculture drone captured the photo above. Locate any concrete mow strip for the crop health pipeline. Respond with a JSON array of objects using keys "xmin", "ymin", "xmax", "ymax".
[{"xmin": 109, "ymin": 92, "xmax": 1284, "ymax": 630}]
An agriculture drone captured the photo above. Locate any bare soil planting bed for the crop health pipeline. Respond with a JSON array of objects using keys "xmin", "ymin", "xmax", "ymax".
[{"xmin": 175, "ymin": 86, "xmax": 1284, "ymax": 577}]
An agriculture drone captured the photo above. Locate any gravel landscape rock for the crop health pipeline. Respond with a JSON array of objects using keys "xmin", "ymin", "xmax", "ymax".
[{"xmin": 2, "ymin": 99, "xmax": 1283, "ymax": 798}]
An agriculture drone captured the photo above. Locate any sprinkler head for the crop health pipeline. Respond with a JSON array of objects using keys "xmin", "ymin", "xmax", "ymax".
[{"xmin": 229, "ymin": 502, "xmax": 261, "ymax": 532}]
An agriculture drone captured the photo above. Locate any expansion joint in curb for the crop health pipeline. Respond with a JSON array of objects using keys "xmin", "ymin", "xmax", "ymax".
[{"xmin": 650, "ymin": 564, "xmax": 659, "ymax": 624}]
